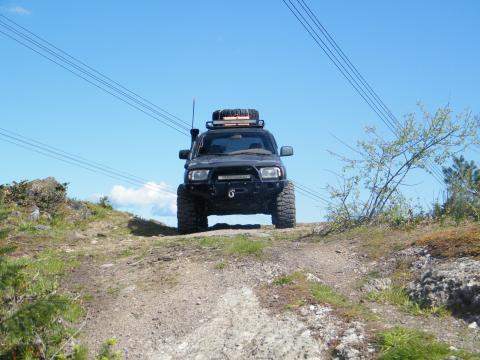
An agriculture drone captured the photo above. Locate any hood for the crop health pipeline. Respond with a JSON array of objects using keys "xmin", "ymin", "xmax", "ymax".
[{"xmin": 186, "ymin": 154, "xmax": 282, "ymax": 170}]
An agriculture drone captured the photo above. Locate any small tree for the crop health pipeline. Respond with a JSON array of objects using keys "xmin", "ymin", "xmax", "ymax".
[
  {"xmin": 327, "ymin": 105, "xmax": 479, "ymax": 230},
  {"xmin": 442, "ymin": 156, "xmax": 480, "ymax": 221}
]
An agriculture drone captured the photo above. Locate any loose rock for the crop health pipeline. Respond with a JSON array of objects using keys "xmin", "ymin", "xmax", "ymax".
[{"xmin": 408, "ymin": 258, "xmax": 480, "ymax": 314}]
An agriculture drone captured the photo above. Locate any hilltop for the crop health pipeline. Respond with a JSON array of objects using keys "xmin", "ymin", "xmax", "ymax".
[{"xmin": 0, "ymin": 178, "xmax": 479, "ymax": 359}]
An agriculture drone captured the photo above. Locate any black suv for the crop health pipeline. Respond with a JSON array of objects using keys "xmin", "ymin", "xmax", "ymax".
[{"xmin": 177, "ymin": 109, "xmax": 295, "ymax": 234}]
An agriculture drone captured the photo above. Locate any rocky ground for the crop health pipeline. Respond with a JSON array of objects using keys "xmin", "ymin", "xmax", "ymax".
[
  {"xmin": 58, "ymin": 217, "xmax": 479, "ymax": 359},
  {"xmin": 1, "ymin": 178, "xmax": 479, "ymax": 359}
]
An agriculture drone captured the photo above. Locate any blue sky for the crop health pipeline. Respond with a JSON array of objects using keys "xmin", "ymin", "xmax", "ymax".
[{"xmin": 0, "ymin": 0, "xmax": 478, "ymax": 226}]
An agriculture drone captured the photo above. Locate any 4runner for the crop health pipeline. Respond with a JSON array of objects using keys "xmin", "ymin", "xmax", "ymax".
[{"xmin": 177, "ymin": 109, "xmax": 295, "ymax": 234}]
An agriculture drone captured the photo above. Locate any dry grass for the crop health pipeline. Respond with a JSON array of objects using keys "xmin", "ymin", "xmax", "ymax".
[
  {"xmin": 259, "ymin": 272, "xmax": 371, "ymax": 320},
  {"xmin": 416, "ymin": 224, "xmax": 480, "ymax": 259},
  {"xmin": 324, "ymin": 225, "xmax": 415, "ymax": 259}
]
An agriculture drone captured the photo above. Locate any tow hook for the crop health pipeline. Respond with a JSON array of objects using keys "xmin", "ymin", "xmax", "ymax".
[{"xmin": 228, "ymin": 189, "xmax": 235, "ymax": 199}]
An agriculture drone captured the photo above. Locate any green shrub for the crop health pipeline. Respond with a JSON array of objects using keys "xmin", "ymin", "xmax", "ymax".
[
  {"xmin": 377, "ymin": 326, "xmax": 480, "ymax": 359},
  {"xmin": 95, "ymin": 338, "xmax": 122, "ymax": 360},
  {"xmin": 439, "ymin": 156, "xmax": 480, "ymax": 222},
  {"xmin": 0, "ymin": 247, "xmax": 82, "ymax": 359},
  {"xmin": 368, "ymin": 287, "xmax": 449, "ymax": 317},
  {"xmin": 98, "ymin": 196, "xmax": 113, "ymax": 210}
]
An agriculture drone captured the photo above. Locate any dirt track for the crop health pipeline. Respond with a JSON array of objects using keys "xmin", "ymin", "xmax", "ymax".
[{"xmin": 62, "ymin": 220, "xmax": 479, "ymax": 359}]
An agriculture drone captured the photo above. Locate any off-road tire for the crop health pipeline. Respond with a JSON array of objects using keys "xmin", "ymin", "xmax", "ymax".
[
  {"xmin": 177, "ymin": 185, "xmax": 208, "ymax": 234},
  {"xmin": 272, "ymin": 181, "xmax": 296, "ymax": 229},
  {"xmin": 212, "ymin": 109, "xmax": 259, "ymax": 121}
]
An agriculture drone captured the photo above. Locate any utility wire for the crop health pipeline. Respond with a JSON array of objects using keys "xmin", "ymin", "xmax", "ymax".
[
  {"xmin": 0, "ymin": 27, "xmax": 188, "ymax": 137},
  {"xmin": 294, "ymin": 186, "xmax": 328, "ymax": 204},
  {"xmin": 0, "ymin": 131, "xmax": 177, "ymax": 196},
  {"xmin": 0, "ymin": 127, "xmax": 330, "ymax": 206},
  {"xmin": 0, "ymin": 127, "xmax": 177, "ymax": 193},
  {"xmin": 293, "ymin": 181, "xmax": 332, "ymax": 205},
  {"xmin": 295, "ymin": 0, "xmax": 445, "ymax": 183},
  {"xmin": 1, "ymin": 15, "xmax": 189, "ymax": 128},
  {"xmin": 0, "ymin": 15, "xmax": 331, "ymax": 205},
  {"xmin": 0, "ymin": 17, "xmax": 190, "ymax": 135},
  {"xmin": 282, "ymin": 0, "xmax": 445, "ymax": 185},
  {"xmin": 281, "ymin": 0, "xmax": 396, "ymax": 134}
]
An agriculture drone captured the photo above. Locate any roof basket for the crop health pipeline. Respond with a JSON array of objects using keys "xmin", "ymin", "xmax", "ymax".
[
  {"xmin": 207, "ymin": 108, "xmax": 264, "ymax": 129},
  {"xmin": 206, "ymin": 119, "xmax": 264, "ymax": 129}
]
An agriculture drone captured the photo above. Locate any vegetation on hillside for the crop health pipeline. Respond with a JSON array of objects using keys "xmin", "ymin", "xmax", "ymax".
[
  {"xmin": 326, "ymin": 105, "xmax": 479, "ymax": 231},
  {"xmin": 0, "ymin": 180, "xmax": 122, "ymax": 359}
]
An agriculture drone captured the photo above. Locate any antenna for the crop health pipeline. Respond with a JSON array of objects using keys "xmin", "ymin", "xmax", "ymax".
[{"xmin": 191, "ymin": 98, "xmax": 196, "ymax": 129}]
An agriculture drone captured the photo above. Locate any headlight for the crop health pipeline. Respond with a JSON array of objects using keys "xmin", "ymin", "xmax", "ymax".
[
  {"xmin": 260, "ymin": 167, "xmax": 281, "ymax": 179},
  {"xmin": 188, "ymin": 169, "xmax": 210, "ymax": 181}
]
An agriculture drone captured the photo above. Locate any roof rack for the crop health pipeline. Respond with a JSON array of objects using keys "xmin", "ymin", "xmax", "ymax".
[{"xmin": 206, "ymin": 119, "xmax": 265, "ymax": 129}]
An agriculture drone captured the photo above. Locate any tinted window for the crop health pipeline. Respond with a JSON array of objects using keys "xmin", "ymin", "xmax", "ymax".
[{"xmin": 196, "ymin": 132, "xmax": 274, "ymax": 156}]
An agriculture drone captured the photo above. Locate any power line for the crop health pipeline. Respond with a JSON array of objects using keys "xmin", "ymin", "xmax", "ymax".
[
  {"xmin": 0, "ymin": 14, "xmax": 331, "ymax": 206},
  {"xmin": 294, "ymin": 186, "xmax": 328, "ymax": 204},
  {"xmin": 281, "ymin": 0, "xmax": 397, "ymax": 134},
  {"xmin": 0, "ymin": 130, "xmax": 177, "ymax": 196},
  {"xmin": 293, "ymin": 180, "xmax": 332, "ymax": 205},
  {"xmin": 282, "ymin": 0, "xmax": 445, "ymax": 185},
  {"xmin": 295, "ymin": 0, "xmax": 445, "ymax": 184},
  {"xmin": 0, "ymin": 127, "xmax": 177, "ymax": 193},
  {"xmin": 0, "ymin": 16, "xmax": 190, "ymax": 136},
  {"xmin": 0, "ymin": 15, "xmax": 189, "ymax": 128}
]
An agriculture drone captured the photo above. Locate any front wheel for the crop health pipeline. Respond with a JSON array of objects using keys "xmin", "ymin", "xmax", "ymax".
[
  {"xmin": 177, "ymin": 185, "xmax": 208, "ymax": 234},
  {"xmin": 272, "ymin": 181, "xmax": 296, "ymax": 229}
]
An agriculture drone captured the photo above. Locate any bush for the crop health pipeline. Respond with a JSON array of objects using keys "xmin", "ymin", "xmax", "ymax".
[
  {"xmin": 1, "ymin": 178, "xmax": 68, "ymax": 215},
  {"xmin": 377, "ymin": 326, "xmax": 480, "ymax": 359},
  {"xmin": 326, "ymin": 105, "xmax": 479, "ymax": 232},
  {"xmin": 439, "ymin": 156, "xmax": 480, "ymax": 222},
  {"xmin": 98, "ymin": 196, "xmax": 113, "ymax": 210},
  {"xmin": 0, "ymin": 247, "xmax": 82, "ymax": 359}
]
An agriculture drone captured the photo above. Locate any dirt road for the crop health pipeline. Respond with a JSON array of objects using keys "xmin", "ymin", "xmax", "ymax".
[{"xmin": 63, "ymin": 220, "xmax": 479, "ymax": 359}]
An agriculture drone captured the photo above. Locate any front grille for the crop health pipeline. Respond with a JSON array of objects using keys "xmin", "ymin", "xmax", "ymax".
[
  {"xmin": 217, "ymin": 174, "xmax": 252, "ymax": 181},
  {"xmin": 213, "ymin": 166, "xmax": 258, "ymax": 182}
]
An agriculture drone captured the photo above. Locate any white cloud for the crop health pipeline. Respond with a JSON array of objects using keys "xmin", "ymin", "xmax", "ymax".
[
  {"xmin": 108, "ymin": 182, "xmax": 177, "ymax": 217},
  {"xmin": 6, "ymin": 5, "xmax": 31, "ymax": 15}
]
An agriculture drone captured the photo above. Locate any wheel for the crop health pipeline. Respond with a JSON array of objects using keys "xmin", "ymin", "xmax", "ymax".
[
  {"xmin": 212, "ymin": 109, "xmax": 259, "ymax": 121},
  {"xmin": 177, "ymin": 185, "xmax": 208, "ymax": 234},
  {"xmin": 272, "ymin": 181, "xmax": 296, "ymax": 229}
]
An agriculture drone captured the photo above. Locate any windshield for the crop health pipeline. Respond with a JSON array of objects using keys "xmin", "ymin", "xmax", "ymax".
[{"xmin": 196, "ymin": 131, "xmax": 275, "ymax": 157}]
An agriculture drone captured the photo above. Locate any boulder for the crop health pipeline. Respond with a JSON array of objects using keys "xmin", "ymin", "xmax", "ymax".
[
  {"xmin": 362, "ymin": 278, "xmax": 392, "ymax": 293},
  {"xmin": 67, "ymin": 200, "xmax": 92, "ymax": 220},
  {"xmin": 408, "ymin": 258, "xmax": 480, "ymax": 314},
  {"xmin": 25, "ymin": 177, "xmax": 67, "ymax": 213},
  {"xmin": 29, "ymin": 205, "xmax": 40, "ymax": 221}
]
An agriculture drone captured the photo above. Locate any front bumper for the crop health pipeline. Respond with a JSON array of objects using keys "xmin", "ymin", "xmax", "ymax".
[{"xmin": 185, "ymin": 179, "xmax": 286, "ymax": 200}]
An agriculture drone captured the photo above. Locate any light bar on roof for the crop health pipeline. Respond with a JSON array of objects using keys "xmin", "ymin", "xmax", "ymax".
[{"xmin": 222, "ymin": 115, "xmax": 251, "ymax": 121}]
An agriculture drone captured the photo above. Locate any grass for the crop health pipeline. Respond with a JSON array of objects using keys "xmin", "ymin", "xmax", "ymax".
[
  {"xmin": 214, "ymin": 260, "xmax": 227, "ymax": 270},
  {"xmin": 118, "ymin": 247, "xmax": 136, "ymax": 258},
  {"xmin": 0, "ymin": 247, "xmax": 85, "ymax": 358},
  {"xmin": 368, "ymin": 287, "xmax": 449, "ymax": 317},
  {"xmin": 323, "ymin": 225, "xmax": 410, "ymax": 259},
  {"xmin": 270, "ymin": 228, "xmax": 311, "ymax": 242},
  {"xmin": 310, "ymin": 282, "xmax": 369, "ymax": 319},
  {"xmin": 270, "ymin": 272, "xmax": 372, "ymax": 319},
  {"xmin": 87, "ymin": 202, "xmax": 114, "ymax": 220},
  {"xmin": 195, "ymin": 235, "xmax": 266, "ymax": 257},
  {"xmin": 416, "ymin": 224, "xmax": 480, "ymax": 258},
  {"xmin": 377, "ymin": 326, "xmax": 480, "ymax": 360},
  {"xmin": 227, "ymin": 237, "xmax": 265, "ymax": 256},
  {"xmin": 272, "ymin": 274, "xmax": 296, "ymax": 286}
]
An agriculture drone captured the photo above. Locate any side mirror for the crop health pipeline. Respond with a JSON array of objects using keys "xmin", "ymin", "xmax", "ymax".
[
  {"xmin": 179, "ymin": 149, "xmax": 190, "ymax": 160},
  {"xmin": 280, "ymin": 146, "xmax": 294, "ymax": 157}
]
